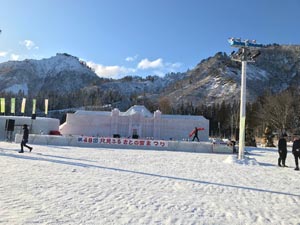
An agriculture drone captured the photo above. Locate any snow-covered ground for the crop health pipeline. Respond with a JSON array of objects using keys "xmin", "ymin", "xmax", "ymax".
[{"xmin": 0, "ymin": 142, "xmax": 299, "ymax": 225}]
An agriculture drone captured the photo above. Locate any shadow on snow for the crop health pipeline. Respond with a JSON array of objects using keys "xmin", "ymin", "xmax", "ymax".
[{"xmin": 0, "ymin": 151, "xmax": 299, "ymax": 198}]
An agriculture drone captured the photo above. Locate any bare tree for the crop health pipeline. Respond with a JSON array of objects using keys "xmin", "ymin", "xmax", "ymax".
[
  {"xmin": 158, "ymin": 97, "xmax": 172, "ymax": 114},
  {"xmin": 256, "ymin": 91, "xmax": 295, "ymax": 132}
]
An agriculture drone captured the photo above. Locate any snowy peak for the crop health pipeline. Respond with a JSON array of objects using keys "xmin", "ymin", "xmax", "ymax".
[
  {"xmin": 0, "ymin": 45, "xmax": 300, "ymax": 110},
  {"xmin": 24, "ymin": 53, "xmax": 93, "ymax": 78},
  {"xmin": 162, "ymin": 45, "xmax": 300, "ymax": 106},
  {"xmin": 0, "ymin": 53, "xmax": 99, "ymax": 95}
]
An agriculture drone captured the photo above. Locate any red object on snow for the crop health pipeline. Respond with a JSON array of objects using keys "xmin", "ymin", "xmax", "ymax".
[
  {"xmin": 189, "ymin": 127, "xmax": 205, "ymax": 137},
  {"xmin": 49, "ymin": 130, "xmax": 61, "ymax": 135}
]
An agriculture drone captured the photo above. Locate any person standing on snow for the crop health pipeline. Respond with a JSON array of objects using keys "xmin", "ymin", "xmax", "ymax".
[
  {"xmin": 192, "ymin": 127, "xmax": 199, "ymax": 142},
  {"xmin": 292, "ymin": 135, "xmax": 300, "ymax": 171},
  {"xmin": 277, "ymin": 133, "xmax": 288, "ymax": 167},
  {"xmin": 19, "ymin": 124, "xmax": 33, "ymax": 153}
]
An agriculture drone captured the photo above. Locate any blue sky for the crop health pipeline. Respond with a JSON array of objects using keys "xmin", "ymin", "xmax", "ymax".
[{"xmin": 0, "ymin": 0, "xmax": 299, "ymax": 78}]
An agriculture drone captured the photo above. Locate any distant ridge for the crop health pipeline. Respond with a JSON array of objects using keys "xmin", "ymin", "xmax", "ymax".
[{"xmin": 0, "ymin": 45, "xmax": 300, "ymax": 111}]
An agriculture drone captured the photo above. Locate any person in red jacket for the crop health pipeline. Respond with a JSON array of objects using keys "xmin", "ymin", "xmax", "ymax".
[{"xmin": 192, "ymin": 127, "xmax": 199, "ymax": 142}]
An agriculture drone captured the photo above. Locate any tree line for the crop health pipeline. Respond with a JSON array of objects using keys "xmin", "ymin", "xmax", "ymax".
[
  {"xmin": 1, "ymin": 87, "xmax": 300, "ymax": 138},
  {"xmin": 158, "ymin": 88, "xmax": 300, "ymax": 138}
]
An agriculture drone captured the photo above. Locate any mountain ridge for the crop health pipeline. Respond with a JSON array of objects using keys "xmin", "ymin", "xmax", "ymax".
[{"xmin": 0, "ymin": 45, "xmax": 300, "ymax": 112}]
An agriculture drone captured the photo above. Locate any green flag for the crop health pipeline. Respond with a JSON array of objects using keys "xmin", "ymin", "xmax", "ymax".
[
  {"xmin": 11, "ymin": 98, "xmax": 15, "ymax": 114},
  {"xmin": 32, "ymin": 99, "xmax": 36, "ymax": 114},
  {"xmin": 0, "ymin": 98, "xmax": 5, "ymax": 113}
]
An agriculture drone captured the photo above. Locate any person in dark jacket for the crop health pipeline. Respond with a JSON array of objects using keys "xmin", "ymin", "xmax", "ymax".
[
  {"xmin": 277, "ymin": 133, "xmax": 288, "ymax": 167},
  {"xmin": 192, "ymin": 127, "xmax": 199, "ymax": 142},
  {"xmin": 19, "ymin": 124, "xmax": 33, "ymax": 153},
  {"xmin": 292, "ymin": 135, "xmax": 300, "ymax": 171}
]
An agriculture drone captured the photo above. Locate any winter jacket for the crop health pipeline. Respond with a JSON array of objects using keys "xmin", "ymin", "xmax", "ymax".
[
  {"xmin": 292, "ymin": 139, "xmax": 300, "ymax": 154},
  {"xmin": 278, "ymin": 138, "xmax": 287, "ymax": 152},
  {"xmin": 23, "ymin": 128, "xmax": 29, "ymax": 141}
]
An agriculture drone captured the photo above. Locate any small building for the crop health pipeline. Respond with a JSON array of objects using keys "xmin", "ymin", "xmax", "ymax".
[
  {"xmin": 59, "ymin": 105, "xmax": 209, "ymax": 141},
  {"xmin": 0, "ymin": 116, "xmax": 60, "ymax": 141}
]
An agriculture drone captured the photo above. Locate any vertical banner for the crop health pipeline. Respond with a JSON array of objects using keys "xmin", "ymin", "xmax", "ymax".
[
  {"xmin": 45, "ymin": 99, "xmax": 49, "ymax": 115},
  {"xmin": 32, "ymin": 99, "xmax": 36, "ymax": 114},
  {"xmin": 21, "ymin": 98, "xmax": 26, "ymax": 114},
  {"xmin": 0, "ymin": 98, "xmax": 5, "ymax": 113},
  {"xmin": 11, "ymin": 98, "xmax": 16, "ymax": 114}
]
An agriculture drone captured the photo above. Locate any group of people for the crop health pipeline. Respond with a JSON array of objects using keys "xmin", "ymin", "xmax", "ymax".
[
  {"xmin": 16, "ymin": 123, "xmax": 300, "ymax": 171},
  {"xmin": 278, "ymin": 133, "xmax": 300, "ymax": 170}
]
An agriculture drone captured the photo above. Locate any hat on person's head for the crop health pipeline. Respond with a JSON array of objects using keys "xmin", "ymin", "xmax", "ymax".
[
  {"xmin": 23, "ymin": 124, "xmax": 28, "ymax": 129},
  {"xmin": 282, "ymin": 133, "xmax": 288, "ymax": 137}
]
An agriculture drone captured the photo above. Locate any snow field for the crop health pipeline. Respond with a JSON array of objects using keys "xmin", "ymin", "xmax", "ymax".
[{"xmin": 0, "ymin": 142, "xmax": 299, "ymax": 225}]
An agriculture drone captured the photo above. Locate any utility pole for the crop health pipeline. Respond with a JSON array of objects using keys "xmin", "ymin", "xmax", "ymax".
[{"xmin": 228, "ymin": 38, "xmax": 263, "ymax": 159}]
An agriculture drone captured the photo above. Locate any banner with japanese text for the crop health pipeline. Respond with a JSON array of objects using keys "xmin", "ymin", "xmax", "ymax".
[{"xmin": 78, "ymin": 136, "xmax": 168, "ymax": 148}]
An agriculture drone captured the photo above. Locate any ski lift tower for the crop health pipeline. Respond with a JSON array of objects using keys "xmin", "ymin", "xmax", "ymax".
[{"xmin": 228, "ymin": 38, "xmax": 263, "ymax": 160}]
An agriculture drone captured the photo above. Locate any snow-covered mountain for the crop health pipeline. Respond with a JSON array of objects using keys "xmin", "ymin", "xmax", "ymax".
[
  {"xmin": 0, "ymin": 53, "xmax": 99, "ymax": 95},
  {"xmin": 0, "ymin": 45, "xmax": 300, "ymax": 110},
  {"xmin": 163, "ymin": 45, "xmax": 300, "ymax": 106},
  {"xmin": 0, "ymin": 53, "xmax": 181, "ymax": 96}
]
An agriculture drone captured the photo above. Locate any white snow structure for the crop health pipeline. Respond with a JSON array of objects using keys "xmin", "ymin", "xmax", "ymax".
[
  {"xmin": 60, "ymin": 105, "xmax": 209, "ymax": 141},
  {"xmin": 0, "ymin": 116, "xmax": 60, "ymax": 140}
]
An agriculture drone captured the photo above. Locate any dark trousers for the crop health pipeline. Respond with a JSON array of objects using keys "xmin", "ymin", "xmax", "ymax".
[
  {"xmin": 21, "ymin": 139, "xmax": 31, "ymax": 151},
  {"xmin": 192, "ymin": 136, "xmax": 199, "ymax": 142},
  {"xmin": 293, "ymin": 152, "xmax": 300, "ymax": 168},
  {"xmin": 278, "ymin": 150, "xmax": 287, "ymax": 165}
]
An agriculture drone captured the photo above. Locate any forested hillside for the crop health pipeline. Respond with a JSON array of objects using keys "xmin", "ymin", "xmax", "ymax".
[{"xmin": 1, "ymin": 45, "xmax": 300, "ymax": 136}]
